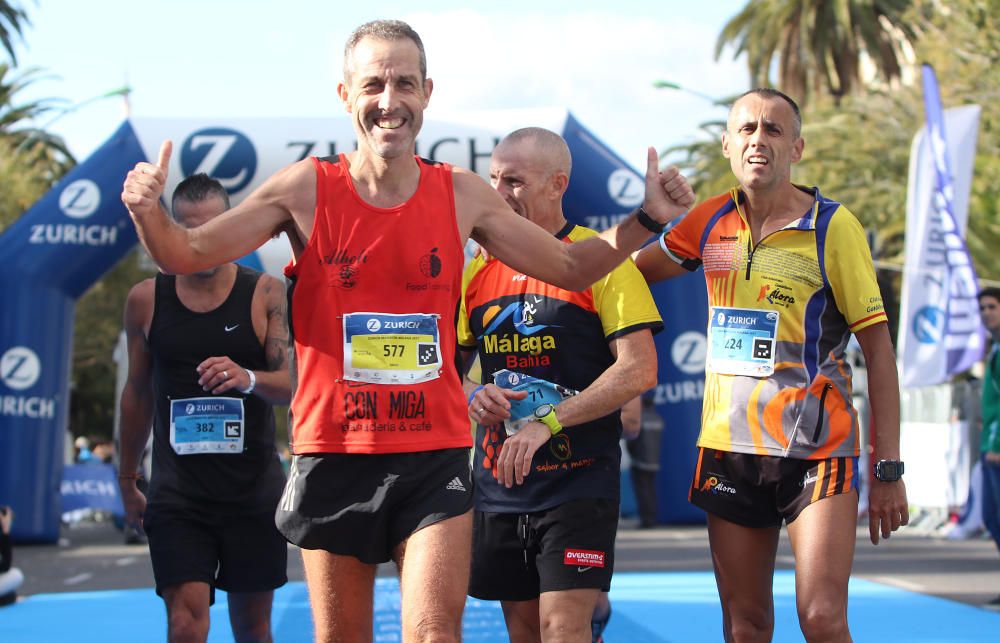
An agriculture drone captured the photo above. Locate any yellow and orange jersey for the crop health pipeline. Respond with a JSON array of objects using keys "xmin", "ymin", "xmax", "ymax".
[
  {"xmin": 458, "ymin": 222, "xmax": 662, "ymax": 512},
  {"xmin": 661, "ymin": 187, "xmax": 886, "ymax": 459}
]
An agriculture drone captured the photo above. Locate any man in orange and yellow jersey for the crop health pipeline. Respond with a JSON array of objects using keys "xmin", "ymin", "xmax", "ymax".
[{"xmin": 635, "ymin": 88, "xmax": 908, "ymax": 643}]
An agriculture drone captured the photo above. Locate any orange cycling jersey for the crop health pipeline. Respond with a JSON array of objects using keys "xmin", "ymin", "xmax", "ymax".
[{"xmin": 661, "ymin": 187, "xmax": 886, "ymax": 459}]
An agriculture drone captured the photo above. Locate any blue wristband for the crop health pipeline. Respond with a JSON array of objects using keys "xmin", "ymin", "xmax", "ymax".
[{"xmin": 467, "ymin": 385, "xmax": 485, "ymax": 406}]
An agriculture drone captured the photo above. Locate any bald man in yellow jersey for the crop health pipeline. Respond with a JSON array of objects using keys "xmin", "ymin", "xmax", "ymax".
[{"xmin": 636, "ymin": 88, "xmax": 908, "ymax": 643}]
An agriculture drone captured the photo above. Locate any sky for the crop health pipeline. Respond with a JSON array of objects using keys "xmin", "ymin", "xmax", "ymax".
[{"xmin": 13, "ymin": 0, "xmax": 750, "ymax": 171}]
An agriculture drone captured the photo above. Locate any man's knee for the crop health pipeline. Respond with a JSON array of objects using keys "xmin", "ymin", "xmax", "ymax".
[
  {"xmin": 167, "ymin": 606, "xmax": 209, "ymax": 643},
  {"xmin": 164, "ymin": 586, "xmax": 211, "ymax": 643},
  {"xmin": 540, "ymin": 613, "xmax": 590, "ymax": 643},
  {"xmin": 797, "ymin": 602, "xmax": 848, "ymax": 642},
  {"xmin": 410, "ymin": 613, "xmax": 461, "ymax": 643},
  {"xmin": 724, "ymin": 606, "xmax": 774, "ymax": 643},
  {"xmin": 537, "ymin": 588, "xmax": 602, "ymax": 642},
  {"xmin": 231, "ymin": 617, "xmax": 272, "ymax": 643}
]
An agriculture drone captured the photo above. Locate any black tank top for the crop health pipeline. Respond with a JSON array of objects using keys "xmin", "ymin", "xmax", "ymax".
[{"xmin": 147, "ymin": 265, "xmax": 284, "ymax": 513}]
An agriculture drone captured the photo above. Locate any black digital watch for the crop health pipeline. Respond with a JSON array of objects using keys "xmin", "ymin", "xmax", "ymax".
[{"xmin": 873, "ymin": 459, "xmax": 905, "ymax": 482}]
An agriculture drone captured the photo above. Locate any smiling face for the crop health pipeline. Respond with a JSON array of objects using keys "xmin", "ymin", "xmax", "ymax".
[
  {"xmin": 338, "ymin": 36, "xmax": 433, "ymax": 161},
  {"xmin": 722, "ymin": 93, "xmax": 804, "ymax": 193}
]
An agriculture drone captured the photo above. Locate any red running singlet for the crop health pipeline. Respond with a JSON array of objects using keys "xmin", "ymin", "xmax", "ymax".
[{"xmin": 284, "ymin": 154, "xmax": 470, "ymax": 454}]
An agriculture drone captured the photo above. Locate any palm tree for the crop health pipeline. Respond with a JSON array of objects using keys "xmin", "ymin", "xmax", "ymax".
[
  {"xmin": 0, "ymin": 3, "xmax": 72, "ymax": 186},
  {"xmin": 662, "ymin": 120, "xmax": 734, "ymax": 198},
  {"xmin": 0, "ymin": 1, "xmax": 28, "ymax": 64},
  {"xmin": 0, "ymin": 63, "xmax": 73, "ymax": 173},
  {"xmin": 0, "ymin": 63, "xmax": 75, "ymax": 234},
  {"xmin": 716, "ymin": 0, "xmax": 919, "ymax": 106}
]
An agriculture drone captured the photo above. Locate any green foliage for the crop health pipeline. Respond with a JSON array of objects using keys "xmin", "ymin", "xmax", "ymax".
[
  {"xmin": 69, "ymin": 251, "xmax": 153, "ymax": 440},
  {"xmin": 914, "ymin": 0, "xmax": 1000, "ymax": 282},
  {"xmin": 801, "ymin": 1, "xmax": 1000, "ymax": 280},
  {"xmin": 0, "ymin": 1, "xmax": 28, "ymax": 64},
  {"xmin": 717, "ymin": 0, "xmax": 917, "ymax": 106},
  {"xmin": 662, "ymin": 120, "xmax": 734, "ymax": 198},
  {"xmin": 673, "ymin": 0, "xmax": 1000, "ymax": 285},
  {"xmin": 0, "ymin": 64, "xmax": 73, "ymax": 211},
  {"xmin": 0, "ymin": 61, "xmax": 74, "ymax": 234},
  {"xmin": 795, "ymin": 87, "xmax": 922, "ymax": 263},
  {"xmin": 0, "ymin": 136, "xmax": 50, "ymax": 229}
]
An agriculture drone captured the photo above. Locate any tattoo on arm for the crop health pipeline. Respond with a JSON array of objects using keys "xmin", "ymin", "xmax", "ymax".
[{"xmin": 264, "ymin": 278, "xmax": 289, "ymax": 372}]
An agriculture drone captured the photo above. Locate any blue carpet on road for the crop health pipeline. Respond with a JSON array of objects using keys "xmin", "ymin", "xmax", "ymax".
[{"xmin": 1, "ymin": 571, "xmax": 997, "ymax": 642}]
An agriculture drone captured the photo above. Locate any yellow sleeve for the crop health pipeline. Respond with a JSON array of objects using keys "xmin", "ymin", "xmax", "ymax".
[
  {"xmin": 591, "ymin": 257, "xmax": 664, "ymax": 339},
  {"xmin": 456, "ymin": 256, "xmax": 485, "ymax": 348},
  {"xmin": 824, "ymin": 207, "xmax": 887, "ymax": 333}
]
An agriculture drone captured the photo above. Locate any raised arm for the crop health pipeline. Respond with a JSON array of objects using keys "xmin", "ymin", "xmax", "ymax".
[
  {"xmin": 121, "ymin": 140, "xmax": 314, "ymax": 275},
  {"xmin": 460, "ymin": 148, "xmax": 694, "ymax": 291},
  {"xmin": 634, "ymin": 238, "xmax": 689, "ymax": 284},
  {"xmin": 117, "ymin": 280, "xmax": 155, "ymax": 529}
]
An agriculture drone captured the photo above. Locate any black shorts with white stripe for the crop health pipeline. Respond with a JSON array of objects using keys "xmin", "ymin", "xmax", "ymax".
[{"xmin": 275, "ymin": 447, "xmax": 473, "ymax": 563}]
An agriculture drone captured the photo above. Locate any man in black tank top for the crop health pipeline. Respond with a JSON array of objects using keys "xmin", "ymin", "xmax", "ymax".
[{"xmin": 118, "ymin": 174, "xmax": 291, "ymax": 643}]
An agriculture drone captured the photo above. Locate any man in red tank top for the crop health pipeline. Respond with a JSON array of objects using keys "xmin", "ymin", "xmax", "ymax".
[{"xmin": 122, "ymin": 19, "xmax": 695, "ymax": 643}]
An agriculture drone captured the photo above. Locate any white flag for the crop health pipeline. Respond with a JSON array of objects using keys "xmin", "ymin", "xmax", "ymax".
[{"xmin": 898, "ymin": 68, "xmax": 982, "ymax": 387}]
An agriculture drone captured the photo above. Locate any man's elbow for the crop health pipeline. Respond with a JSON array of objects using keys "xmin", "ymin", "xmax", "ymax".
[
  {"xmin": 637, "ymin": 368, "xmax": 658, "ymax": 395},
  {"xmin": 150, "ymin": 255, "xmax": 200, "ymax": 276},
  {"xmin": 629, "ymin": 360, "xmax": 658, "ymax": 395},
  {"xmin": 156, "ymin": 232, "xmax": 218, "ymax": 275}
]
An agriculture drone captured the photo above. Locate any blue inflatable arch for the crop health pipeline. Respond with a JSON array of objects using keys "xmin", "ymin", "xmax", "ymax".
[{"xmin": 0, "ymin": 114, "xmax": 707, "ymax": 542}]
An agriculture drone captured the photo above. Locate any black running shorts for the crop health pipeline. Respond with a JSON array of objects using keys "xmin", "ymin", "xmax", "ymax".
[
  {"xmin": 469, "ymin": 498, "xmax": 618, "ymax": 601},
  {"xmin": 275, "ymin": 448, "xmax": 473, "ymax": 564},
  {"xmin": 689, "ymin": 447, "xmax": 860, "ymax": 528},
  {"xmin": 144, "ymin": 505, "xmax": 287, "ymax": 602}
]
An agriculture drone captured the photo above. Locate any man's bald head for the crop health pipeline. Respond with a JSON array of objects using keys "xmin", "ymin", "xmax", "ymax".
[
  {"xmin": 490, "ymin": 127, "xmax": 572, "ymax": 228},
  {"xmin": 496, "ymin": 127, "xmax": 572, "ymax": 178}
]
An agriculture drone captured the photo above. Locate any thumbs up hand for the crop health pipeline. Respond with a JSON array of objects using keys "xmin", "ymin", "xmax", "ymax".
[
  {"xmin": 641, "ymin": 146, "xmax": 695, "ymax": 225},
  {"xmin": 121, "ymin": 140, "xmax": 172, "ymax": 220}
]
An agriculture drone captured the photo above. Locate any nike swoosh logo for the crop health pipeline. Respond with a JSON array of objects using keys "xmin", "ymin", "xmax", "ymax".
[
  {"xmin": 577, "ymin": 566, "xmax": 594, "ymax": 573},
  {"xmin": 224, "ymin": 324, "xmax": 239, "ymax": 332}
]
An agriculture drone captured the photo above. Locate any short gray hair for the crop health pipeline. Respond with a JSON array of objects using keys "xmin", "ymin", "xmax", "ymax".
[{"xmin": 343, "ymin": 20, "xmax": 427, "ymax": 82}]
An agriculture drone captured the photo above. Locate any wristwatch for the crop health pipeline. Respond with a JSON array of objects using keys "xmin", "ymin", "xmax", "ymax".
[
  {"xmin": 635, "ymin": 206, "xmax": 665, "ymax": 234},
  {"xmin": 533, "ymin": 404, "xmax": 563, "ymax": 436},
  {"xmin": 874, "ymin": 459, "xmax": 905, "ymax": 482}
]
